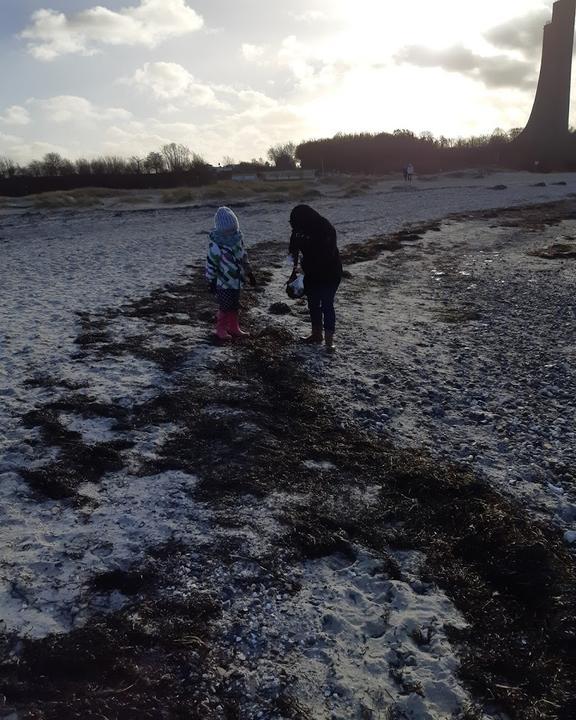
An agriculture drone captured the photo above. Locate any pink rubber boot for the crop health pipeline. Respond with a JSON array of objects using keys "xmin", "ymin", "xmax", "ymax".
[
  {"xmin": 216, "ymin": 311, "xmax": 231, "ymax": 341},
  {"xmin": 226, "ymin": 311, "xmax": 249, "ymax": 337}
]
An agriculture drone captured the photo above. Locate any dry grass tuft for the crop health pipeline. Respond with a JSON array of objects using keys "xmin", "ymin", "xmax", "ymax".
[
  {"xmin": 161, "ymin": 187, "xmax": 198, "ymax": 203},
  {"xmin": 161, "ymin": 180, "xmax": 323, "ymax": 205},
  {"xmin": 28, "ymin": 187, "xmax": 127, "ymax": 208},
  {"xmin": 529, "ymin": 243, "xmax": 576, "ymax": 259}
]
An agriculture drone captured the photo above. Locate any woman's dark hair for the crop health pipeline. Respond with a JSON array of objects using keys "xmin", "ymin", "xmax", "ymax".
[{"xmin": 289, "ymin": 204, "xmax": 332, "ymax": 234}]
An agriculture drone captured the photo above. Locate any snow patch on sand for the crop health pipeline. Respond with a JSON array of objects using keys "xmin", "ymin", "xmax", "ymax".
[{"xmin": 0, "ymin": 470, "xmax": 203, "ymax": 638}]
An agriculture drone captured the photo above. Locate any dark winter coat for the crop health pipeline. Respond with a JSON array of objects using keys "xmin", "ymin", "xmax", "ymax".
[{"xmin": 289, "ymin": 205, "xmax": 342, "ymax": 288}]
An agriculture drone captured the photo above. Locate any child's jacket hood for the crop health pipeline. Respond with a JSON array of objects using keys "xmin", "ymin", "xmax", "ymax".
[{"xmin": 209, "ymin": 229, "xmax": 243, "ymax": 249}]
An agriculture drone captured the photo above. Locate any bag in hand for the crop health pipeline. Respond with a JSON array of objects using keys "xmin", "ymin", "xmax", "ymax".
[{"xmin": 286, "ymin": 274, "xmax": 305, "ymax": 299}]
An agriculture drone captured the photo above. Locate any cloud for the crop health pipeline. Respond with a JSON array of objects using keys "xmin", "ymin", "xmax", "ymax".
[
  {"xmin": 21, "ymin": 0, "xmax": 204, "ymax": 61},
  {"xmin": 291, "ymin": 10, "xmax": 327, "ymax": 22},
  {"xmin": 0, "ymin": 106, "xmax": 31, "ymax": 126},
  {"xmin": 242, "ymin": 43, "xmax": 267, "ymax": 62},
  {"xmin": 102, "ymin": 121, "xmax": 198, "ymax": 157},
  {"xmin": 31, "ymin": 96, "xmax": 132, "ymax": 123},
  {"xmin": 96, "ymin": 89, "xmax": 307, "ymax": 163},
  {"xmin": 484, "ymin": 9, "xmax": 549, "ymax": 59},
  {"xmin": 240, "ymin": 34, "xmax": 352, "ymax": 93},
  {"xmin": 128, "ymin": 62, "xmax": 223, "ymax": 106},
  {"xmin": 225, "ymin": 89, "xmax": 279, "ymax": 111},
  {"xmin": 396, "ymin": 45, "xmax": 536, "ymax": 89},
  {"xmin": 126, "ymin": 63, "xmax": 284, "ymax": 113},
  {"xmin": 196, "ymin": 103, "xmax": 309, "ymax": 163},
  {"xmin": 276, "ymin": 36, "xmax": 352, "ymax": 92},
  {"xmin": 0, "ymin": 131, "xmax": 23, "ymax": 146},
  {"xmin": 0, "ymin": 135, "xmax": 69, "ymax": 164}
]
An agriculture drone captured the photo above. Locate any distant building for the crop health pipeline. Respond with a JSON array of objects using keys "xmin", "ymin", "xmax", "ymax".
[
  {"xmin": 260, "ymin": 169, "xmax": 316, "ymax": 182},
  {"xmin": 511, "ymin": 0, "xmax": 576, "ymax": 166},
  {"xmin": 229, "ymin": 169, "xmax": 317, "ymax": 182},
  {"xmin": 231, "ymin": 173, "xmax": 259, "ymax": 182}
]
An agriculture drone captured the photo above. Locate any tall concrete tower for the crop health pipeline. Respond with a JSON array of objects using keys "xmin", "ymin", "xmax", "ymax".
[{"xmin": 514, "ymin": 0, "xmax": 576, "ymax": 163}]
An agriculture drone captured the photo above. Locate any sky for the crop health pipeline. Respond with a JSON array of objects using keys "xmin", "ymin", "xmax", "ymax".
[{"xmin": 0, "ymin": 0, "xmax": 572, "ymax": 165}]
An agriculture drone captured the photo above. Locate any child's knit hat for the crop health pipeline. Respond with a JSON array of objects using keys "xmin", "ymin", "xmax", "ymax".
[{"xmin": 214, "ymin": 206, "xmax": 239, "ymax": 233}]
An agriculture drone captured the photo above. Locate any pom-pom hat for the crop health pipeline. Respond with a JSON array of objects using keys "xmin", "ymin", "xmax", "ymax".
[{"xmin": 214, "ymin": 206, "xmax": 239, "ymax": 233}]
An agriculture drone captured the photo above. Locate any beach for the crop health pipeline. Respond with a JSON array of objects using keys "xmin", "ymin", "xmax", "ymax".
[{"xmin": 1, "ymin": 171, "xmax": 575, "ymax": 719}]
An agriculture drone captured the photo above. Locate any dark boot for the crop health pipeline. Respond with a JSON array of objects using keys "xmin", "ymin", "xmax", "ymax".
[
  {"xmin": 301, "ymin": 324, "xmax": 323, "ymax": 344},
  {"xmin": 325, "ymin": 332, "xmax": 336, "ymax": 353}
]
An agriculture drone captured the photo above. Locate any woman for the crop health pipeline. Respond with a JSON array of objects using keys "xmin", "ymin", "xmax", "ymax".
[{"xmin": 289, "ymin": 204, "xmax": 342, "ymax": 352}]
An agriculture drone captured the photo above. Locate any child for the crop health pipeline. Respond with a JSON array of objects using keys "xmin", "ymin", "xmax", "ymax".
[{"xmin": 205, "ymin": 206, "xmax": 255, "ymax": 340}]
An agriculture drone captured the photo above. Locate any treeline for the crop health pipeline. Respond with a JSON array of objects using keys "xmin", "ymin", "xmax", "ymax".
[
  {"xmin": 0, "ymin": 140, "xmax": 298, "ymax": 181},
  {"xmin": 0, "ymin": 143, "xmax": 220, "ymax": 197},
  {"xmin": 295, "ymin": 128, "xmax": 527, "ymax": 174},
  {"xmin": 0, "ymin": 143, "xmax": 209, "ymax": 179},
  {"xmin": 4, "ymin": 127, "xmax": 575, "ymax": 197},
  {"xmin": 0, "ymin": 141, "xmax": 297, "ymax": 196}
]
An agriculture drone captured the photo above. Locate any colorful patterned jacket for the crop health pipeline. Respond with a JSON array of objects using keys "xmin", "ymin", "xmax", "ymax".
[{"xmin": 205, "ymin": 230, "xmax": 252, "ymax": 290}]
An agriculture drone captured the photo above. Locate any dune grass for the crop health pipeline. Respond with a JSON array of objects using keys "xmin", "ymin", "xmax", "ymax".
[
  {"xmin": 12, "ymin": 180, "xmax": 325, "ymax": 209},
  {"xmin": 27, "ymin": 187, "xmax": 129, "ymax": 209},
  {"xmin": 113, "ymin": 194, "xmax": 153, "ymax": 205},
  {"xmin": 161, "ymin": 187, "xmax": 198, "ymax": 204},
  {"xmin": 161, "ymin": 180, "xmax": 324, "ymax": 205},
  {"xmin": 334, "ymin": 177, "xmax": 378, "ymax": 198}
]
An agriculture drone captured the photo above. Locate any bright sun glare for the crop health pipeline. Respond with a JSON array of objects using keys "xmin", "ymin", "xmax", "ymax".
[{"xmin": 296, "ymin": 0, "xmax": 553, "ymax": 139}]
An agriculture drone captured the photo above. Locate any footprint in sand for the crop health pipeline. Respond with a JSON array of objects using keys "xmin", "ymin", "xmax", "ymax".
[{"xmin": 321, "ymin": 612, "xmax": 344, "ymax": 633}]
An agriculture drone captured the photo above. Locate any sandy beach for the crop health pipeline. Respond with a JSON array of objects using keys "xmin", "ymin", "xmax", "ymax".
[{"xmin": 1, "ymin": 171, "xmax": 575, "ymax": 719}]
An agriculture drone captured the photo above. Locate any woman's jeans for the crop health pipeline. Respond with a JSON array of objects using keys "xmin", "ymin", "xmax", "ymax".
[{"xmin": 306, "ymin": 280, "xmax": 340, "ymax": 333}]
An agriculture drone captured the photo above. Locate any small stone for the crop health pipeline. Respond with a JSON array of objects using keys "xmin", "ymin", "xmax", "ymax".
[{"xmin": 269, "ymin": 302, "xmax": 292, "ymax": 316}]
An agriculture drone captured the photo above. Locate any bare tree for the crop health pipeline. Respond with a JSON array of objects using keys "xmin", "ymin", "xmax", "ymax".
[
  {"xmin": 89, "ymin": 157, "xmax": 107, "ymax": 174},
  {"xmin": 190, "ymin": 152, "xmax": 208, "ymax": 169},
  {"xmin": 103, "ymin": 156, "xmax": 129, "ymax": 173},
  {"xmin": 74, "ymin": 158, "xmax": 92, "ymax": 176},
  {"xmin": 161, "ymin": 143, "xmax": 191, "ymax": 172},
  {"xmin": 490, "ymin": 128, "xmax": 508, "ymax": 145},
  {"xmin": 267, "ymin": 142, "xmax": 297, "ymax": 170},
  {"xmin": 128, "ymin": 156, "xmax": 143, "ymax": 174},
  {"xmin": 88, "ymin": 156, "xmax": 129, "ymax": 174},
  {"xmin": 41, "ymin": 152, "xmax": 67, "ymax": 176},
  {"xmin": 144, "ymin": 151, "xmax": 165, "ymax": 174},
  {"xmin": 393, "ymin": 129, "xmax": 416, "ymax": 138},
  {"xmin": 24, "ymin": 160, "xmax": 44, "ymax": 177},
  {"xmin": 60, "ymin": 158, "xmax": 75, "ymax": 175},
  {"xmin": 0, "ymin": 156, "xmax": 16, "ymax": 178}
]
